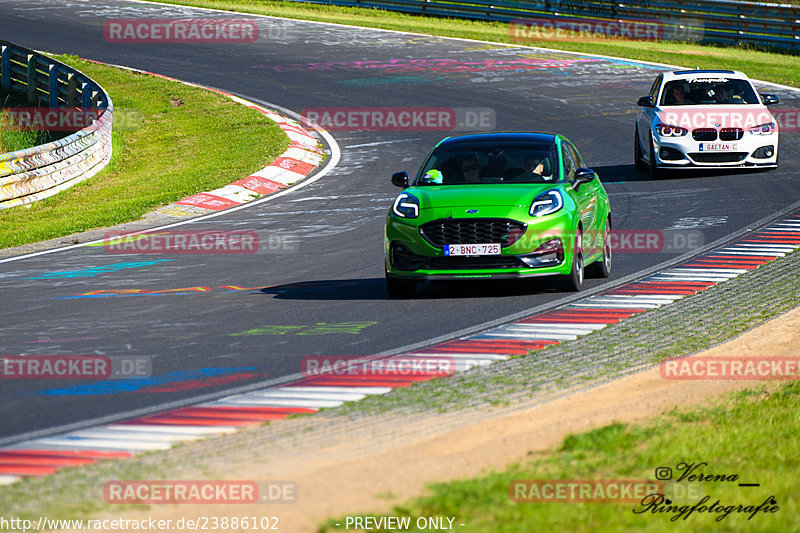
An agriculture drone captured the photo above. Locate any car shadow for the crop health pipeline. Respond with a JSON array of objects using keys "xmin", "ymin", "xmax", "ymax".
[
  {"xmin": 593, "ymin": 163, "xmax": 773, "ymax": 182},
  {"xmin": 257, "ymin": 277, "xmax": 561, "ymax": 300},
  {"xmin": 257, "ymin": 279, "xmax": 387, "ymax": 300},
  {"xmin": 592, "ymin": 164, "xmax": 650, "ymax": 182}
]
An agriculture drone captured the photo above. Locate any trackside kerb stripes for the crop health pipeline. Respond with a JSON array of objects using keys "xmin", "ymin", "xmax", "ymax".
[
  {"xmin": 3, "ymin": 213, "xmax": 799, "ymax": 483},
  {"xmin": 2, "ymin": 211, "xmax": 799, "ymax": 485},
  {"xmin": 80, "ymin": 61, "xmax": 325, "ymax": 215}
]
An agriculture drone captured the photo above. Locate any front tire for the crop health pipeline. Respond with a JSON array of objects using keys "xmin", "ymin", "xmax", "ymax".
[
  {"xmin": 648, "ymin": 132, "xmax": 662, "ymax": 179},
  {"xmin": 558, "ymin": 230, "xmax": 584, "ymax": 292},
  {"xmin": 586, "ymin": 219, "xmax": 612, "ymax": 278},
  {"xmin": 634, "ymin": 125, "xmax": 647, "ymax": 171},
  {"xmin": 386, "ymin": 275, "xmax": 417, "ymax": 298}
]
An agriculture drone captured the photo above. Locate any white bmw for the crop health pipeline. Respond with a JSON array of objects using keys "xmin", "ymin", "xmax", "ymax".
[{"xmin": 635, "ymin": 70, "xmax": 779, "ymax": 178}]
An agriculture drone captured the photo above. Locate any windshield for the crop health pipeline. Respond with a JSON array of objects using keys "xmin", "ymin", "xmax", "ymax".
[
  {"xmin": 415, "ymin": 142, "xmax": 560, "ymax": 185},
  {"xmin": 660, "ymin": 78, "xmax": 760, "ymax": 106}
]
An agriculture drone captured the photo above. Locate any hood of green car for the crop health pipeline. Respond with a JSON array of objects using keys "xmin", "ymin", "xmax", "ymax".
[{"xmin": 411, "ymin": 183, "xmax": 563, "ymax": 209}]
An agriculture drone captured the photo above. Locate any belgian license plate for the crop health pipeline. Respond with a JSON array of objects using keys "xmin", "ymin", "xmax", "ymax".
[
  {"xmin": 701, "ymin": 142, "xmax": 737, "ymax": 151},
  {"xmin": 444, "ymin": 243, "xmax": 501, "ymax": 256}
]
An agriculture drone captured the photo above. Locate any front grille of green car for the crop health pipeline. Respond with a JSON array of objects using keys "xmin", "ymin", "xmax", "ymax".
[{"xmin": 419, "ymin": 218, "xmax": 526, "ymax": 248}]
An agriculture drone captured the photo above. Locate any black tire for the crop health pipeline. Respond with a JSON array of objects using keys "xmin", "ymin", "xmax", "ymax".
[
  {"xmin": 634, "ymin": 125, "xmax": 647, "ymax": 171},
  {"xmin": 586, "ymin": 219, "xmax": 612, "ymax": 279},
  {"xmin": 386, "ymin": 275, "xmax": 417, "ymax": 298},
  {"xmin": 648, "ymin": 132, "xmax": 662, "ymax": 179},
  {"xmin": 558, "ymin": 230, "xmax": 584, "ymax": 292}
]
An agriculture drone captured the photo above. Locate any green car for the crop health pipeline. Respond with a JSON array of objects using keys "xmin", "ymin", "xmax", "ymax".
[{"xmin": 385, "ymin": 132, "xmax": 612, "ymax": 298}]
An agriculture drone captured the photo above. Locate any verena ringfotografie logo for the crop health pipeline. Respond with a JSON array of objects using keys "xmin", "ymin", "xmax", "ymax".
[
  {"xmin": 510, "ymin": 479, "xmax": 664, "ymax": 503},
  {"xmin": 301, "ymin": 356, "xmax": 458, "ymax": 377},
  {"xmin": 660, "ymin": 356, "xmax": 800, "ymax": 380},
  {"xmin": 1, "ymin": 355, "xmax": 151, "ymax": 379},
  {"xmin": 103, "ymin": 480, "xmax": 297, "ymax": 504},
  {"xmin": 510, "ymin": 17, "xmax": 664, "ymax": 42},
  {"xmin": 104, "ymin": 19, "xmax": 258, "ymax": 43},
  {"xmin": 300, "ymin": 107, "xmax": 495, "ymax": 132},
  {"xmin": 102, "ymin": 230, "xmax": 270, "ymax": 254}
]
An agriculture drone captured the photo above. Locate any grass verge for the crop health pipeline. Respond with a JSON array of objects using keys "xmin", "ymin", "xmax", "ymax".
[
  {"xmin": 145, "ymin": 0, "xmax": 800, "ymax": 86},
  {"xmin": 0, "ymin": 55, "xmax": 290, "ymax": 249},
  {"xmin": 0, "ymin": 91, "xmax": 70, "ymax": 153},
  {"xmin": 319, "ymin": 381, "xmax": 800, "ymax": 532}
]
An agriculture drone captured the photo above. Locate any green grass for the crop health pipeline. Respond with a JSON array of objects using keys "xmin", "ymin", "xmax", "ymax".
[
  {"xmin": 0, "ymin": 122, "xmax": 52, "ymax": 153},
  {"xmin": 0, "ymin": 55, "xmax": 290, "ymax": 249},
  {"xmin": 145, "ymin": 0, "xmax": 800, "ymax": 87},
  {"xmin": 319, "ymin": 381, "xmax": 800, "ymax": 532},
  {"xmin": 0, "ymin": 91, "xmax": 69, "ymax": 153}
]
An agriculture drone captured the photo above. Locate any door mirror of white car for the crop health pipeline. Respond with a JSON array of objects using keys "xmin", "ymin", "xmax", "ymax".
[
  {"xmin": 637, "ymin": 96, "xmax": 655, "ymax": 107},
  {"xmin": 760, "ymin": 94, "xmax": 779, "ymax": 106},
  {"xmin": 391, "ymin": 171, "xmax": 409, "ymax": 188}
]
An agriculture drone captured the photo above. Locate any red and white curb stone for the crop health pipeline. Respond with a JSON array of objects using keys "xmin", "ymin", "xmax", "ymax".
[
  {"xmin": 83, "ymin": 60, "xmax": 326, "ymax": 218},
  {"xmin": 2, "ymin": 215, "xmax": 799, "ymax": 484}
]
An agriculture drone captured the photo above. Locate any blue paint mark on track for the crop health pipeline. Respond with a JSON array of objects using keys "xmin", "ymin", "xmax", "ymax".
[
  {"xmin": 25, "ymin": 260, "xmax": 172, "ymax": 279},
  {"xmin": 36, "ymin": 367, "xmax": 257, "ymax": 396}
]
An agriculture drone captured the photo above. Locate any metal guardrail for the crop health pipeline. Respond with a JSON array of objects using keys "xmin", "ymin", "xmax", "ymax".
[
  {"xmin": 0, "ymin": 40, "xmax": 113, "ymax": 210},
  {"xmin": 291, "ymin": 0, "xmax": 800, "ymax": 51}
]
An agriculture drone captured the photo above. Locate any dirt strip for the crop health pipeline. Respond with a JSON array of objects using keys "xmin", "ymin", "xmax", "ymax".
[{"xmin": 69, "ymin": 304, "xmax": 800, "ymax": 533}]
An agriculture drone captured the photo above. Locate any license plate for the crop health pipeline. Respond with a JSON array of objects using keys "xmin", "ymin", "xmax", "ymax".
[
  {"xmin": 444, "ymin": 243, "xmax": 501, "ymax": 256},
  {"xmin": 700, "ymin": 142, "xmax": 737, "ymax": 151}
]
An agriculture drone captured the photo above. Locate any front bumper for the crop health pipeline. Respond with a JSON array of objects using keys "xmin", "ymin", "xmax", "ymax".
[
  {"xmin": 652, "ymin": 133, "xmax": 778, "ymax": 168},
  {"xmin": 385, "ymin": 212, "xmax": 578, "ymax": 280}
]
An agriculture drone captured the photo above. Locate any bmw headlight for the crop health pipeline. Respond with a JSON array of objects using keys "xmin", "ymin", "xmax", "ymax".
[
  {"xmin": 655, "ymin": 124, "xmax": 688, "ymax": 137},
  {"xmin": 530, "ymin": 190, "xmax": 563, "ymax": 217},
  {"xmin": 747, "ymin": 122, "xmax": 776, "ymax": 135},
  {"xmin": 392, "ymin": 193, "xmax": 420, "ymax": 219}
]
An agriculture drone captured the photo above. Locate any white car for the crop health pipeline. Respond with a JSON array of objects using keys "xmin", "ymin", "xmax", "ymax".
[{"xmin": 635, "ymin": 70, "xmax": 779, "ymax": 178}]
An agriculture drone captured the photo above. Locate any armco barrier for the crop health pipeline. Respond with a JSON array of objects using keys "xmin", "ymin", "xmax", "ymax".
[
  {"xmin": 290, "ymin": 0, "xmax": 800, "ymax": 51},
  {"xmin": 0, "ymin": 40, "xmax": 112, "ymax": 209}
]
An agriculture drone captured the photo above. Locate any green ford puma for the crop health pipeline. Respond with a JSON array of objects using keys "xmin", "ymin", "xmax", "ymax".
[{"xmin": 385, "ymin": 132, "xmax": 612, "ymax": 298}]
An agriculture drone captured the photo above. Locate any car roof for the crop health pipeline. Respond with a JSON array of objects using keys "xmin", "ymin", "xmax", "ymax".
[
  {"xmin": 436, "ymin": 132, "xmax": 558, "ymax": 147},
  {"xmin": 663, "ymin": 69, "xmax": 747, "ymax": 81}
]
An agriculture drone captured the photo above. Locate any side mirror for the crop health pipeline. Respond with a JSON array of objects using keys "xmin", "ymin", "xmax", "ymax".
[
  {"xmin": 391, "ymin": 171, "xmax": 409, "ymax": 188},
  {"xmin": 637, "ymin": 95, "xmax": 655, "ymax": 107},
  {"xmin": 573, "ymin": 168, "xmax": 596, "ymax": 189},
  {"xmin": 760, "ymin": 94, "xmax": 779, "ymax": 106}
]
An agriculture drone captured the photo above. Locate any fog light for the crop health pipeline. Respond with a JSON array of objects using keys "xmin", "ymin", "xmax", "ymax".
[
  {"xmin": 391, "ymin": 243, "xmax": 425, "ymax": 270},
  {"xmin": 752, "ymin": 146, "xmax": 775, "ymax": 159},
  {"xmin": 659, "ymin": 147, "xmax": 683, "ymax": 161},
  {"xmin": 520, "ymin": 238, "xmax": 563, "ymax": 267}
]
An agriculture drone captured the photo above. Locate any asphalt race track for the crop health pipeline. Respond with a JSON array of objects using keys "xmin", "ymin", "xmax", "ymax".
[{"xmin": 1, "ymin": 0, "xmax": 799, "ymax": 442}]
